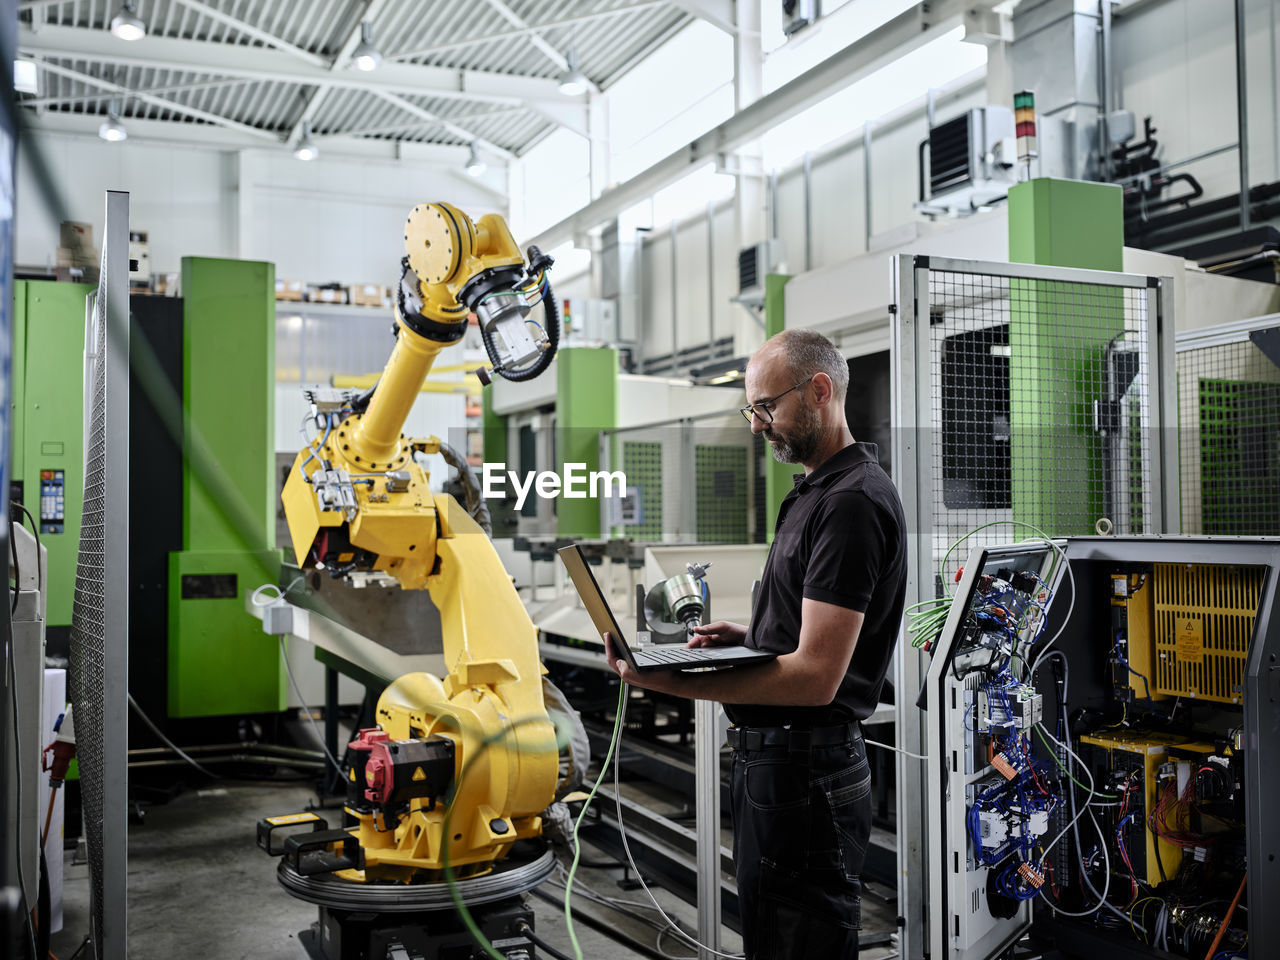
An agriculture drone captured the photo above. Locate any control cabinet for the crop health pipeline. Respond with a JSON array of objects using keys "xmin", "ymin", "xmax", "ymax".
[{"xmin": 922, "ymin": 537, "xmax": 1278, "ymax": 960}]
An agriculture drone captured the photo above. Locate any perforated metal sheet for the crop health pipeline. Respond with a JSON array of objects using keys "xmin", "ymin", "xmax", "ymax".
[{"xmin": 69, "ymin": 269, "xmax": 108, "ymax": 956}]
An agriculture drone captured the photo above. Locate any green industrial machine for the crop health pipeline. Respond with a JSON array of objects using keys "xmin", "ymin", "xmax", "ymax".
[
  {"xmin": 10, "ymin": 257, "xmax": 283, "ymax": 724},
  {"xmin": 10, "ymin": 280, "xmax": 93, "ymax": 640},
  {"xmin": 168, "ymin": 257, "xmax": 282, "ymax": 718},
  {"xmin": 1007, "ymin": 178, "xmax": 1126, "ymax": 534}
]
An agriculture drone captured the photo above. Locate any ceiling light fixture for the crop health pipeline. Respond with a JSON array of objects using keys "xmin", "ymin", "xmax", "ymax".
[
  {"xmin": 109, "ymin": 0, "xmax": 146, "ymax": 41},
  {"xmin": 557, "ymin": 50, "xmax": 588, "ymax": 97},
  {"xmin": 98, "ymin": 99, "xmax": 127, "ymax": 142},
  {"xmin": 351, "ymin": 21, "xmax": 381, "ymax": 72},
  {"xmin": 294, "ymin": 121, "xmax": 318, "ymax": 161},
  {"xmin": 465, "ymin": 142, "xmax": 486, "ymax": 177}
]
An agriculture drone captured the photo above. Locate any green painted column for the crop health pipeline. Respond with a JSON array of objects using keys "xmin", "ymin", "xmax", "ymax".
[
  {"xmin": 555, "ymin": 347, "xmax": 618, "ymax": 538},
  {"xmin": 1007, "ymin": 178, "xmax": 1124, "ymax": 534},
  {"xmin": 763, "ymin": 273, "xmax": 792, "ymax": 543},
  {"xmin": 169, "ymin": 257, "xmax": 283, "ymax": 717}
]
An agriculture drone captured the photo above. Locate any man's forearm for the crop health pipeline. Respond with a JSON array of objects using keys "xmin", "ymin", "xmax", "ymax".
[{"xmin": 658, "ymin": 652, "xmax": 836, "ymax": 707}]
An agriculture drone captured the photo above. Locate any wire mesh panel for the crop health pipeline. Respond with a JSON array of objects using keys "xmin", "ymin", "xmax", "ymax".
[
  {"xmin": 69, "ymin": 191, "xmax": 129, "ymax": 960},
  {"xmin": 1176, "ymin": 319, "xmax": 1280, "ymax": 535},
  {"xmin": 894, "ymin": 256, "xmax": 1173, "ymax": 597},
  {"xmin": 70, "ymin": 273, "xmax": 109, "ymax": 957},
  {"xmin": 891, "ymin": 255, "xmax": 1175, "ymax": 960}
]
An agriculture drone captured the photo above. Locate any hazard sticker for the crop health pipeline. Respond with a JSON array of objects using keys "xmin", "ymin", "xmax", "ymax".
[
  {"xmin": 1175, "ymin": 617, "xmax": 1204, "ymax": 665},
  {"xmin": 412, "ymin": 766, "xmax": 426, "ymax": 782}
]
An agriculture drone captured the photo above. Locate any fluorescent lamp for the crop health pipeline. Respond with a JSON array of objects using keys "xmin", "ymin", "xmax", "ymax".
[{"xmin": 110, "ymin": 0, "xmax": 146, "ymax": 41}]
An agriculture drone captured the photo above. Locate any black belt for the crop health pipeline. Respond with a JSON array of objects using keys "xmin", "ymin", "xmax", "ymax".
[{"xmin": 726, "ymin": 722, "xmax": 859, "ymax": 752}]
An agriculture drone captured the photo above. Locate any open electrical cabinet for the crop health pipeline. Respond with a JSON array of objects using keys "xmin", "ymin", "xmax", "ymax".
[{"xmin": 923, "ymin": 537, "xmax": 1278, "ymax": 960}]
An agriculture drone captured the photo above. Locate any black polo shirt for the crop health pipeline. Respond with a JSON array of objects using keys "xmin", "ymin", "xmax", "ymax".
[{"xmin": 727, "ymin": 441, "xmax": 907, "ymax": 727}]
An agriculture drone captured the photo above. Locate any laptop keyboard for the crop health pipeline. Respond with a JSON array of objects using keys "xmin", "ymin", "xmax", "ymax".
[{"xmin": 636, "ymin": 646, "xmax": 736, "ymax": 664}]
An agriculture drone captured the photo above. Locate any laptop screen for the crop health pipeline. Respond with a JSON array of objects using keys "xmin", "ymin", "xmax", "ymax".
[{"xmin": 557, "ymin": 544, "xmax": 636, "ymax": 665}]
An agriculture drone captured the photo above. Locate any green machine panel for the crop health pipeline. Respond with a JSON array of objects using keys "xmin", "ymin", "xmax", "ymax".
[
  {"xmin": 763, "ymin": 273, "xmax": 792, "ymax": 542},
  {"xmin": 1007, "ymin": 179, "xmax": 1125, "ymax": 535},
  {"xmin": 169, "ymin": 257, "xmax": 283, "ymax": 717},
  {"xmin": 621, "ymin": 439, "xmax": 663, "ymax": 541},
  {"xmin": 555, "ymin": 347, "xmax": 618, "ymax": 538},
  {"xmin": 168, "ymin": 549, "xmax": 284, "ymax": 716},
  {"xmin": 11, "ymin": 280, "xmax": 93, "ymax": 628},
  {"xmin": 696, "ymin": 444, "xmax": 748, "ymax": 543}
]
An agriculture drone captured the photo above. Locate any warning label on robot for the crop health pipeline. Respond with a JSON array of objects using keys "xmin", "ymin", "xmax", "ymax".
[{"xmin": 1175, "ymin": 617, "xmax": 1204, "ymax": 664}]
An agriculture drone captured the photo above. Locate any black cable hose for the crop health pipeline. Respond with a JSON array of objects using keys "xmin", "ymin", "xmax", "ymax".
[
  {"xmin": 514, "ymin": 919, "xmax": 575, "ymax": 960},
  {"xmin": 481, "ymin": 279, "xmax": 559, "ymax": 382},
  {"xmin": 35, "ymin": 846, "xmax": 49, "ymax": 960}
]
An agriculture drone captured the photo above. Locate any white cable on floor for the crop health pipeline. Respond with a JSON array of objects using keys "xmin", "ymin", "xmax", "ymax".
[
  {"xmin": 611, "ymin": 691, "xmax": 746, "ymax": 960},
  {"xmin": 128, "ymin": 692, "xmax": 220, "ymax": 780}
]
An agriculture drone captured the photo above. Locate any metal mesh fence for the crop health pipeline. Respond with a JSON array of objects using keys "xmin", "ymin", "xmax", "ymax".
[
  {"xmin": 603, "ymin": 414, "xmax": 764, "ymax": 543},
  {"xmin": 70, "ymin": 280, "xmax": 109, "ymax": 955},
  {"xmin": 905, "ymin": 264, "xmax": 1161, "ymax": 595},
  {"xmin": 1176, "ymin": 325, "xmax": 1280, "ymax": 535}
]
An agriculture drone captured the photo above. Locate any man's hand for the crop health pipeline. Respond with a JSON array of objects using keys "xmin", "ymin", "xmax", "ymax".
[
  {"xmin": 603, "ymin": 634, "xmax": 685, "ymax": 696},
  {"xmin": 603, "ymin": 633, "xmax": 635, "ymax": 683},
  {"xmin": 687, "ymin": 620, "xmax": 747, "ymax": 648}
]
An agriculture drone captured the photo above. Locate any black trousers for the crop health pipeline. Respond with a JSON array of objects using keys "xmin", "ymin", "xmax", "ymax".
[{"xmin": 730, "ymin": 734, "xmax": 871, "ymax": 960}]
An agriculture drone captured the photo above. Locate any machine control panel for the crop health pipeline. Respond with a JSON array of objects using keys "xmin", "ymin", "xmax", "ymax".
[{"xmin": 40, "ymin": 468, "xmax": 65, "ymax": 534}]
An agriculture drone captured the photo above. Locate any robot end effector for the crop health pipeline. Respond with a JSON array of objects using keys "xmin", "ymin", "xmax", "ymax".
[{"xmin": 397, "ymin": 202, "xmax": 558, "ymax": 384}]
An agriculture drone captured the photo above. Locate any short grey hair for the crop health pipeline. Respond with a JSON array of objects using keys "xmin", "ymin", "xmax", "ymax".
[{"xmin": 758, "ymin": 329, "xmax": 849, "ymax": 401}]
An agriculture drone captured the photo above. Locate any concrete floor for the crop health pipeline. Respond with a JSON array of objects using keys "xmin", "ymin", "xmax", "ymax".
[{"xmin": 46, "ymin": 777, "xmax": 899, "ymax": 960}]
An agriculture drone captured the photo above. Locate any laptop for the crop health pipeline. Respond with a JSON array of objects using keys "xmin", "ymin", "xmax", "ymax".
[{"xmin": 558, "ymin": 544, "xmax": 777, "ymax": 673}]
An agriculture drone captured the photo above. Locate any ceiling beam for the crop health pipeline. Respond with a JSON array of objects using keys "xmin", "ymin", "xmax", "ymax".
[
  {"xmin": 23, "ymin": 75, "xmax": 254, "ymax": 109},
  {"xmin": 387, "ymin": 2, "xmax": 667, "ymax": 61},
  {"xmin": 475, "ymin": 0, "xmax": 601, "ymax": 96},
  {"xmin": 20, "ymin": 109, "xmax": 504, "ymax": 171},
  {"xmin": 17, "ymin": 22, "xmax": 567, "ymax": 106},
  {"xmin": 528, "ymin": 0, "xmax": 980, "ymax": 251},
  {"xmin": 168, "ymin": 0, "xmax": 329, "ymax": 68},
  {"xmin": 667, "ymin": 0, "xmax": 737, "ymax": 34},
  {"xmin": 371, "ymin": 90, "xmax": 517, "ymax": 161},
  {"xmin": 327, "ymin": 107, "xmax": 532, "ymax": 140},
  {"xmin": 286, "ymin": 0, "xmax": 391, "ymax": 145},
  {"xmin": 33, "ymin": 59, "xmax": 279, "ymax": 141}
]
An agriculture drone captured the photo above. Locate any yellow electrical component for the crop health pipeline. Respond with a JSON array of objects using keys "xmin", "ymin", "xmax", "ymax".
[
  {"xmin": 1149, "ymin": 563, "xmax": 1264, "ymax": 704},
  {"xmin": 1113, "ymin": 573, "xmax": 1167, "ymax": 702},
  {"xmin": 1078, "ymin": 730, "xmax": 1214, "ymax": 886}
]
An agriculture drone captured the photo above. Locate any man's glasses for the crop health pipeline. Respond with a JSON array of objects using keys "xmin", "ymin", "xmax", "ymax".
[{"xmin": 739, "ymin": 376, "xmax": 814, "ymax": 424}]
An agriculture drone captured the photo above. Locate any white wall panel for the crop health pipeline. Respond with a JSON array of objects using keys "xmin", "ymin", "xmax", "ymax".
[
  {"xmin": 674, "ymin": 218, "xmax": 710, "ymax": 357},
  {"xmin": 16, "ymin": 131, "xmax": 231, "ymax": 273},
  {"xmin": 1112, "ymin": 0, "xmax": 1280, "ymax": 201},
  {"xmin": 642, "ymin": 232, "xmax": 674, "ymax": 359},
  {"xmin": 242, "ymin": 149, "xmax": 505, "ymax": 285},
  {"xmin": 15, "ymin": 132, "xmax": 509, "ymax": 289},
  {"xmin": 711, "ymin": 205, "xmax": 738, "ymax": 345}
]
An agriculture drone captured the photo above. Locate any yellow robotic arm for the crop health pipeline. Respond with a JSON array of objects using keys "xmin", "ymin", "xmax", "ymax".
[
  {"xmin": 276, "ymin": 204, "xmax": 563, "ymax": 883},
  {"xmin": 282, "ymin": 202, "xmax": 555, "ymax": 589}
]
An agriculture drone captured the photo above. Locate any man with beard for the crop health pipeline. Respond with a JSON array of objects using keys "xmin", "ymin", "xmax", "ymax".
[{"xmin": 604, "ymin": 328, "xmax": 907, "ymax": 960}]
